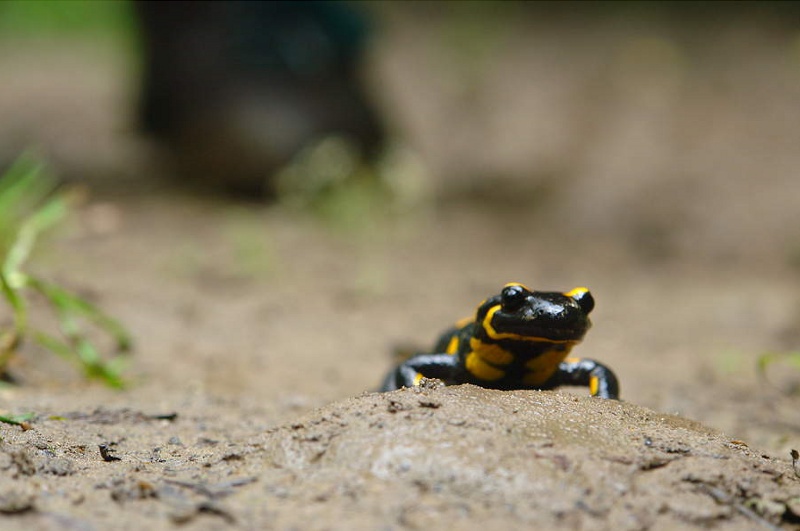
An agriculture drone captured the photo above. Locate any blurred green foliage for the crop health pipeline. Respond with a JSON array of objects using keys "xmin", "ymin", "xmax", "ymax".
[
  {"xmin": 0, "ymin": 155, "xmax": 132, "ymax": 388},
  {"xmin": 758, "ymin": 351, "xmax": 800, "ymax": 395},
  {"xmin": 0, "ymin": 411, "xmax": 34, "ymax": 428},
  {"xmin": 275, "ymin": 136, "xmax": 431, "ymax": 236},
  {"xmin": 0, "ymin": 0, "xmax": 136, "ymax": 38},
  {"xmin": 275, "ymin": 136, "xmax": 389, "ymax": 233}
]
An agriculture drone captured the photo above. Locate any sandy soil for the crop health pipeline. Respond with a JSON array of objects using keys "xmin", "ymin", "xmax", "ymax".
[{"xmin": 1, "ymin": 4, "xmax": 800, "ymax": 530}]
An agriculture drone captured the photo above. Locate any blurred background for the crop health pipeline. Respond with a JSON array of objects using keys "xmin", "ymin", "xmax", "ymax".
[{"xmin": 1, "ymin": 1, "xmax": 800, "ymax": 454}]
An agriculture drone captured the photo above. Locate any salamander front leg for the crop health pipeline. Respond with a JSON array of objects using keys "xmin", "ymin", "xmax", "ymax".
[
  {"xmin": 380, "ymin": 354, "xmax": 460, "ymax": 392},
  {"xmin": 549, "ymin": 357, "xmax": 620, "ymax": 399}
]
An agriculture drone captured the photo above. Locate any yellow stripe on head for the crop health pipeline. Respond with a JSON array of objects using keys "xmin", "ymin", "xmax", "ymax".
[
  {"xmin": 504, "ymin": 281, "xmax": 532, "ymax": 291},
  {"xmin": 564, "ymin": 287, "xmax": 589, "ymax": 298},
  {"xmin": 482, "ymin": 305, "xmax": 578, "ymax": 344}
]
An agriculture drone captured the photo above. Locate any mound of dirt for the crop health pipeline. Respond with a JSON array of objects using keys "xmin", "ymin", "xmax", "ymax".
[{"xmin": 1, "ymin": 386, "xmax": 799, "ymax": 529}]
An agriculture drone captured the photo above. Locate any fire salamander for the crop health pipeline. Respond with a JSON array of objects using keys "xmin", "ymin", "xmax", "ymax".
[{"xmin": 380, "ymin": 282, "xmax": 619, "ymax": 399}]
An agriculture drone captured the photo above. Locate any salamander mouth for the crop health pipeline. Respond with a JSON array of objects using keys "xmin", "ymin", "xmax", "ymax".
[
  {"xmin": 481, "ymin": 299, "xmax": 591, "ymax": 342},
  {"xmin": 485, "ymin": 320, "xmax": 590, "ymax": 343},
  {"xmin": 511, "ymin": 325, "xmax": 585, "ymax": 342}
]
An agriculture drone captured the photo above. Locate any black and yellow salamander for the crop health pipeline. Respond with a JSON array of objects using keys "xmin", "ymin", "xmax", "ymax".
[{"xmin": 380, "ymin": 282, "xmax": 620, "ymax": 399}]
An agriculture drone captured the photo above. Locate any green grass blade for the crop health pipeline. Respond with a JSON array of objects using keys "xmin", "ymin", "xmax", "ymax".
[
  {"xmin": 27, "ymin": 276, "xmax": 132, "ymax": 352},
  {"xmin": 0, "ymin": 156, "xmax": 49, "ymax": 214},
  {"xmin": 0, "ymin": 156, "xmax": 58, "ymax": 252},
  {"xmin": 32, "ymin": 331, "xmax": 76, "ymax": 362},
  {"xmin": 0, "ymin": 270, "xmax": 27, "ymax": 332},
  {"xmin": 4, "ymin": 195, "xmax": 69, "ymax": 279},
  {"xmin": 0, "ymin": 270, "xmax": 27, "ymax": 371},
  {"xmin": 34, "ymin": 324, "xmax": 128, "ymax": 389},
  {"xmin": 757, "ymin": 351, "xmax": 800, "ymax": 374},
  {"xmin": 0, "ymin": 412, "xmax": 35, "ymax": 427},
  {"xmin": 75, "ymin": 338, "xmax": 125, "ymax": 388},
  {"xmin": 74, "ymin": 337, "xmax": 100, "ymax": 366}
]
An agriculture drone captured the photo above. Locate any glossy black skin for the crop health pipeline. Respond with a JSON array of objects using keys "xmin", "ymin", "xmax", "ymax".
[{"xmin": 380, "ymin": 284, "xmax": 620, "ymax": 399}]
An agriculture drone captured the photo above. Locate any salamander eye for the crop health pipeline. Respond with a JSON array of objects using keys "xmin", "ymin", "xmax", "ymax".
[
  {"xmin": 501, "ymin": 285, "xmax": 527, "ymax": 311},
  {"xmin": 569, "ymin": 288, "xmax": 595, "ymax": 314}
]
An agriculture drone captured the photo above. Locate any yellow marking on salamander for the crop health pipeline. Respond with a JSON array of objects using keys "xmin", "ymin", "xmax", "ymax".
[
  {"xmin": 589, "ymin": 375, "xmax": 599, "ymax": 396},
  {"xmin": 465, "ymin": 352, "xmax": 505, "ymax": 381},
  {"xmin": 522, "ymin": 348, "xmax": 572, "ymax": 386},
  {"xmin": 504, "ymin": 281, "xmax": 533, "ymax": 291},
  {"xmin": 564, "ymin": 286, "xmax": 589, "ymax": 299},
  {"xmin": 482, "ymin": 306, "xmax": 580, "ymax": 344},
  {"xmin": 413, "ymin": 372, "xmax": 424, "ymax": 386},
  {"xmin": 445, "ymin": 336, "xmax": 460, "ymax": 355},
  {"xmin": 469, "ymin": 337, "xmax": 514, "ymax": 365}
]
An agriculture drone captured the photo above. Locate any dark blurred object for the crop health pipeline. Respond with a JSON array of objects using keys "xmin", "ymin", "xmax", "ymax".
[{"xmin": 135, "ymin": 0, "xmax": 384, "ymax": 196}]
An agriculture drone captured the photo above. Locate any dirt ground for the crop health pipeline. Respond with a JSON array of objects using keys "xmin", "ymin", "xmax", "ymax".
[{"xmin": 2, "ymin": 3, "xmax": 800, "ymax": 530}]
